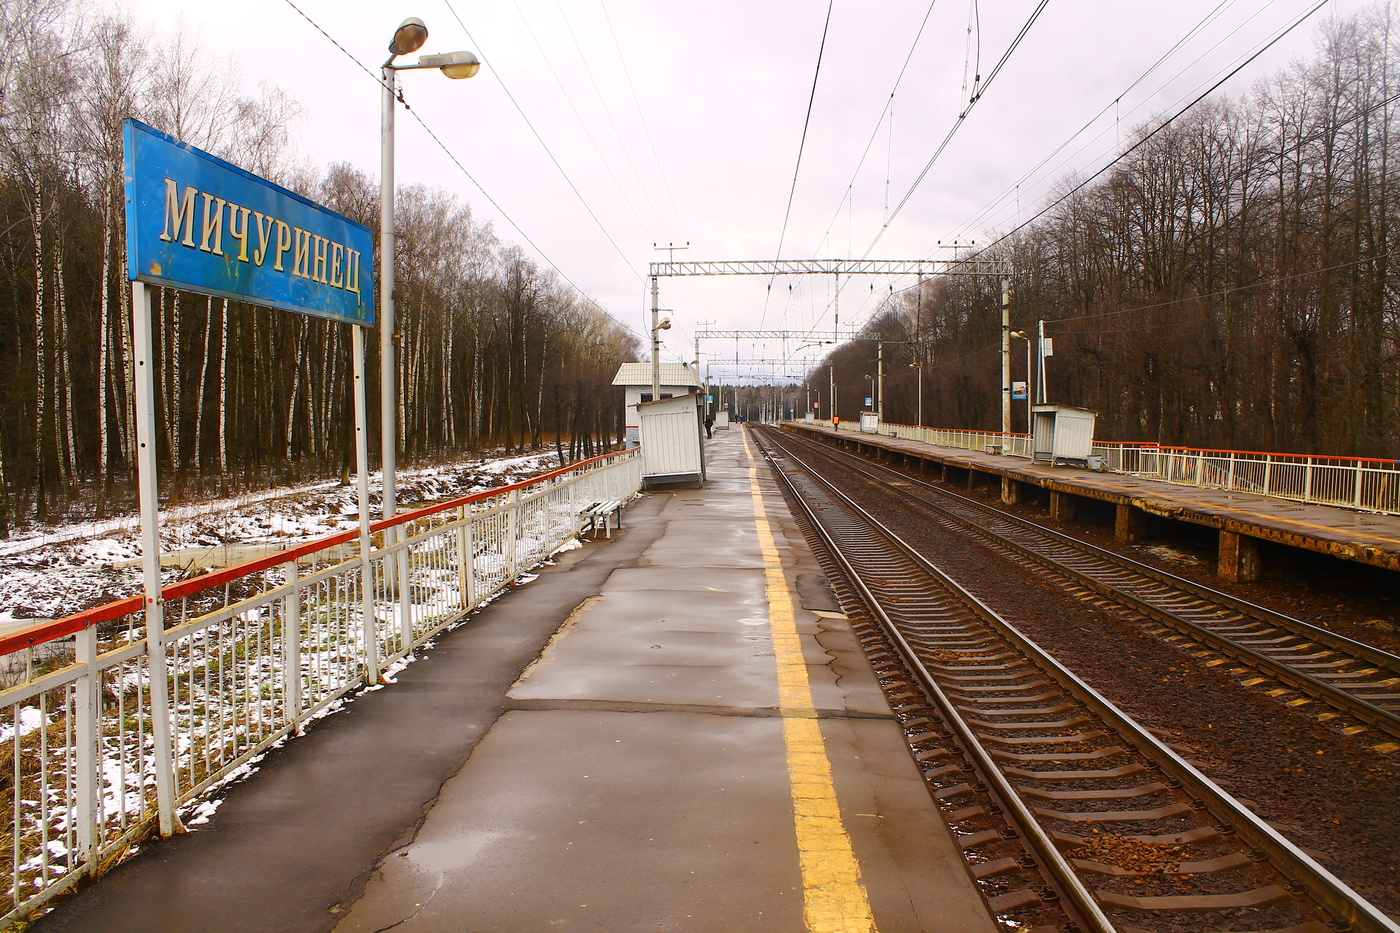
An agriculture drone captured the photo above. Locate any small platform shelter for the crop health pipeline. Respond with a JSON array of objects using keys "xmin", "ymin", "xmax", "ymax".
[
  {"xmin": 612, "ymin": 362, "xmax": 701, "ymax": 447},
  {"xmin": 1031, "ymin": 404, "xmax": 1098, "ymax": 466},
  {"xmin": 638, "ymin": 391, "xmax": 705, "ymax": 487}
]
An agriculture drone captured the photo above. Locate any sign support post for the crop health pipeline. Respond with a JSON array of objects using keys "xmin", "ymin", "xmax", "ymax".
[
  {"xmin": 131, "ymin": 280, "xmax": 177, "ymax": 836},
  {"xmin": 123, "ymin": 119, "xmax": 380, "ymax": 826},
  {"xmin": 352, "ymin": 325, "xmax": 381, "ymax": 683}
]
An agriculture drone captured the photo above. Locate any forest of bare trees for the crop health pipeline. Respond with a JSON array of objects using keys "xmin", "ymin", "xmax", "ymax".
[
  {"xmin": 830, "ymin": 8, "xmax": 1398, "ymax": 460},
  {"xmin": 0, "ymin": 1, "xmax": 640, "ymax": 534}
]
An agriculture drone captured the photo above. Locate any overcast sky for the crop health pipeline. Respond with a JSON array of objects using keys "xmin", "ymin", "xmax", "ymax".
[{"xmin": 124, "ymin": 0, "xmax": 1375, "ymax": 377}]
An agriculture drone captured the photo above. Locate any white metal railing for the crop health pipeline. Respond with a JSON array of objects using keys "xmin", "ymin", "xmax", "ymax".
[
  {"xmin": 815, "ymin": 418, "xmax": 1031, "ymax": 457},
  {"xmin": 804, "ymin": 420, "xmax": 1399, "ymax": 515},
  {"xmin": 1105, "ymin": 445, "xmax": 1400, "ymax": 515},
  {"xmin": 0, "ymin": 448, "xmax": 641, "ymax": 923}
]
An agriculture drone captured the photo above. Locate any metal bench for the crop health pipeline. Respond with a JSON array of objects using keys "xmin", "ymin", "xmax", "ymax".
[{"xmin": 579, "ymin": 499, "xmax": 624, "ymax": 538}]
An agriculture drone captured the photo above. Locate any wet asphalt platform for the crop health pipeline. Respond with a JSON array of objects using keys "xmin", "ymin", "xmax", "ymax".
[{"xmin": 34, "ymin": 427, "xmax": 997, "ymax": 933}]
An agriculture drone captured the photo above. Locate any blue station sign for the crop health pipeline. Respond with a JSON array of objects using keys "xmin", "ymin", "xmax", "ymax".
[{"xmin": 124, "ymin": 119, "xmax": 374, "ymax": 326}]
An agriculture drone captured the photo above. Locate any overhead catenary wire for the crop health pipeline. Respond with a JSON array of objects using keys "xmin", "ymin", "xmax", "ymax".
[
  {"xmin": 760, "ymin": 0, "xmax": 836, "ymax": 329},
  {"xmin": 278, "ymin": 0, "xmax": 642, "ymax": 338},
  {"xmin": 844, "ymin": 0, "xmax": 1336, "ymax": 331},
  {"xmin": 942, "ymin": 0, "xmax": 1241, "ymax": 247},
  {"xmin": 793, "ymin": 0, "xmax": 1048, "ymax": 339},
  {"xmin": 862, "ymin": 0, "xmax": 1051, "ymax": 259},
  {"xmin": 811, "ymin": 0, "xmax": 942, "ymax": 258},
  {"xmin": 514, "ymin": 3, "xmax": 659, "ymax": 242},
  {"xmin": 442, "ymin": 0, "xmax": 642, "ymax": 284},
  {"xmin": 975, "ymin": 0, "xmax": 1330, "ymax": 256},
  {"xmin": 599, "ymin": 0, "xmax": 689, "ymax": 244},
  {"xmin": 553, "ymin": 0, "xmax": 671, "ymax": 238}
]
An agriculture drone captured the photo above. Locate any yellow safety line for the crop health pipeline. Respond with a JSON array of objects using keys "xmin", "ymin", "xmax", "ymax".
[{"xmin": 742, "ymin": 428, "xmax": 878, "ymax": 933}]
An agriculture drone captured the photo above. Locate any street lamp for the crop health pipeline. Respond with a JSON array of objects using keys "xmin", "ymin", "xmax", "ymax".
[
  {"xmin": 908, "ymin": 361, "xmax": 921, "ymax": 427},
  {"xmin": 380, "ymin": 17, "xmax": 480, "ymax": 526},
  {"xmin": 1010, "ymin": 330, "xmax": 1031, "ymax": 434},
  {"xmin": 651, "ymin": 314, "xmax": 671, "ymax": 402},
  {"xmin": 863, "ymin": 374, "xmax": 875, "ymax": 414}
]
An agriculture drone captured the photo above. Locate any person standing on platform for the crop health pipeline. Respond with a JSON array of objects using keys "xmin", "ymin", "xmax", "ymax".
[
  {"xmin": 833, "ymin": 415, "xmax": 840, "ymax": 431},
  {"xmin": 703, "ymin": 414, "xmax": 714, "ymax": 438}
]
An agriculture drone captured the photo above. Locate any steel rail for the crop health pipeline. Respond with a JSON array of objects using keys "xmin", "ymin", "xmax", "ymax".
[
  {"xmin": 780, "ymin": 426, "xmax": 1400, "ymax": 737},
  {"xmin": 754, "ymin": 426, "xmax": 1400, "ymax": 933},
  {"xmin": 755, "ymin": 437, "xmax": 1113, "ymax": 933}
]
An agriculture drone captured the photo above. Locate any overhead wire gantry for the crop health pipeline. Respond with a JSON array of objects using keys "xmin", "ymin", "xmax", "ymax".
[{"xmin": 648, "ymin": 257, "xmax": 1015, "ymax": 428}]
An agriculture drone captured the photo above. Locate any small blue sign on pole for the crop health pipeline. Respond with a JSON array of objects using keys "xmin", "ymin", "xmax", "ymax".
[{"xmin": 124, "ymin": 119, "xmax": 374, "ymax": 326}]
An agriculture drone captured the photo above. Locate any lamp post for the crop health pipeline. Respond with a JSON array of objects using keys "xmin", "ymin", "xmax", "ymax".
[
  {"xmin": 650, "ymin": 309, "xmax": 671, "ymax": 402},
  {"xmin": 380, "ymin": 17, "xmax": 480, "ymax": 525},
  {"xmin": 909, "ymin": 361, "xmax": 921, "ymax": 427},
  {"xmin": 876, "ymin": 341, "xmax": 884, "ymax": 423},
  {"xmin": 864, "ymin": 374, "xmax": 874, "ymax": 414},
  {"xmin": 1011, "ymin": 330, "xmax": 1032, "ymax": 433}
]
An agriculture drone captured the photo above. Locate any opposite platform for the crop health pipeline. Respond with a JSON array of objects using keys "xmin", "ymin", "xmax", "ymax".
[
  {"xmin": 794, "ymin": 422, "xmax": 1400, "ymax": 579},
  {"xmin": 35, "ymin": 426, "xmax": 997, "ymax": 933}
]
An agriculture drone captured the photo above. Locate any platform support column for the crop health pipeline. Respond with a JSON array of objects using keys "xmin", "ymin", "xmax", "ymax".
[
  {"xmin": 966, "ymin": 469, "xmax": 979, "ymax": 491},
  {"xmin": 1050, "ymin": 490, "xmax": 1074, "ymax": 523},
  {"xmin": 1001, "ymin": 476, "xmax": 1020, "ymax": 505},
  {"xmin": 1218, "ymin": 530, "xmax": 1260, "ymax": 582},
  {"xmin": 1115, "ymin": 504, "xmax": 1146, "ymax": 544}
]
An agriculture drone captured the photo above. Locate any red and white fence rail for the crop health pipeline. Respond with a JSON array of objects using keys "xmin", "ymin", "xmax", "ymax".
[
  {"xmin": 1093, "ymin": 443, "xmax": 1400, "ymax": 515},
  {"xmin": 0, "ymin": 448, "xmax": 641, "ymax": 923},
  {"xmin": 810, "ymin": 419, "xmax": 1399, "ymax": 516}
]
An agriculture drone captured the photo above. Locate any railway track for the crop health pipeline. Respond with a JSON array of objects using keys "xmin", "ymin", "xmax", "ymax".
[
  {"xmin": 766, "ymin": 426, "xmax": 1400, "ymax": 741},
  {"xmin": 750, "ymin": 426, "xmax": 1398, "ymax": 933}
]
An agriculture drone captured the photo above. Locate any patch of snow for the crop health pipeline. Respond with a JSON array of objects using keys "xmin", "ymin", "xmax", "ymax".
[
  {"xmin": 0, "ymin": 706, "xmax": 48, "ymax": 741},
  {"xmin": 0, "ymin": 450, "xmax": 570, "ymax": 621}
]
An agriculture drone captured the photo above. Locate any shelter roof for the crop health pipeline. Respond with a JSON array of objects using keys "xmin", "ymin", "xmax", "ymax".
[{"xmin": 611, "ymin": 362, "xmax": 700, "ymax": 388}]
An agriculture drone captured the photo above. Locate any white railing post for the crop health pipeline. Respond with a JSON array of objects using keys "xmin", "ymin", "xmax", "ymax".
[
  {"xmin": 506, "ymin": 488, "xmax": 520, "ymax": 581},
  {"xmin": 1263, "ymin": 455, "xmax": 1274, "ymax": 497},
  {"xmin": 1303, "ymin": 459, "xmax": 1314, "ymax": 502},
  {"xmin": 1227, "ymin": 451, "xmax": 1237, "ymax": 491},
  {"xmin": 398, "ymin": 531, "xmax": 413, "ymax": 653},
  {"xmin": 464, "ymin": 501, "xmax": 481, "ymax": 610},
  {"xmin": 73, "ymin": 625, "xmax": 99, "ymax": 869},
  {"xmin": 283, "ymin": 558, "xmax": 302, "ymax": 729},
  {"xmin": 1353, "ymin": 461, "xmax": 1364, "ymax": 509}
]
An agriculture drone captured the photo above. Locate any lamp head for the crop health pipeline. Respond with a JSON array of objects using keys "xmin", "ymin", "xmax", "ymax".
[
  {"xmin": 389, "ymin": 18, "xmax": 429, "ymax": 57},
  {"xmin": 657, "ymin": 317, "xmax": 672, "ymax": 331},
  {"xmin": 419, "ymin": 50, "xmax": 480, "ymax": 79}
]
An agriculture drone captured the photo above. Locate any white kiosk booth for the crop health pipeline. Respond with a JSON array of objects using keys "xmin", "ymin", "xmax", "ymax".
[
  {"xmin": 639, "ymin": 391, "xmax": 705, "ymax": 487},
  {"xmin": 1031, "ymin": 404, "xmax": 1098, "ymax": 466}
]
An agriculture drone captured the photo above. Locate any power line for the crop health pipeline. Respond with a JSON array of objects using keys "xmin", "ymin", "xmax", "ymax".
[
  {"xmin": 553, "ymin": 0, "xmax": 670, "ymax": 237},
  {"xmin": 846, "ymin": 0, "xmax": 1335, "ymax": 332},
  {"xmin": 812, "ymin": 0, "xmax": 942, "ymax": 257},
  {"xmin": 762, "ymin": 0, "xmax": 836, "ymax": 328},
  {"xmin": 442, "ymin": 0, "xmax": 643, "ymax": 283},
  {"xmin": 514, "ymin": 3, "xmax": 658, "ymax": 242},
  {"xmin": 599, "ymin": 0, "xmax": 689, "ymax": 243},
  {"xmin": 977, "ymin": 0, "xmax": 1329, "ymax": 255},
  {"xmin": 863, "ymin": 0, "xmax": 1051, "ymax": 258},
  {"xmin": 278, "ymin": 0, "xmax": 640, "ymax": 338},
  {"xmin": 944, "ymin": 0, "xmax": 1242, "ymax": 245},
  {"xmin": 1051, "ymin": 250, "xmax": 1400, "ymax": 326}
]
